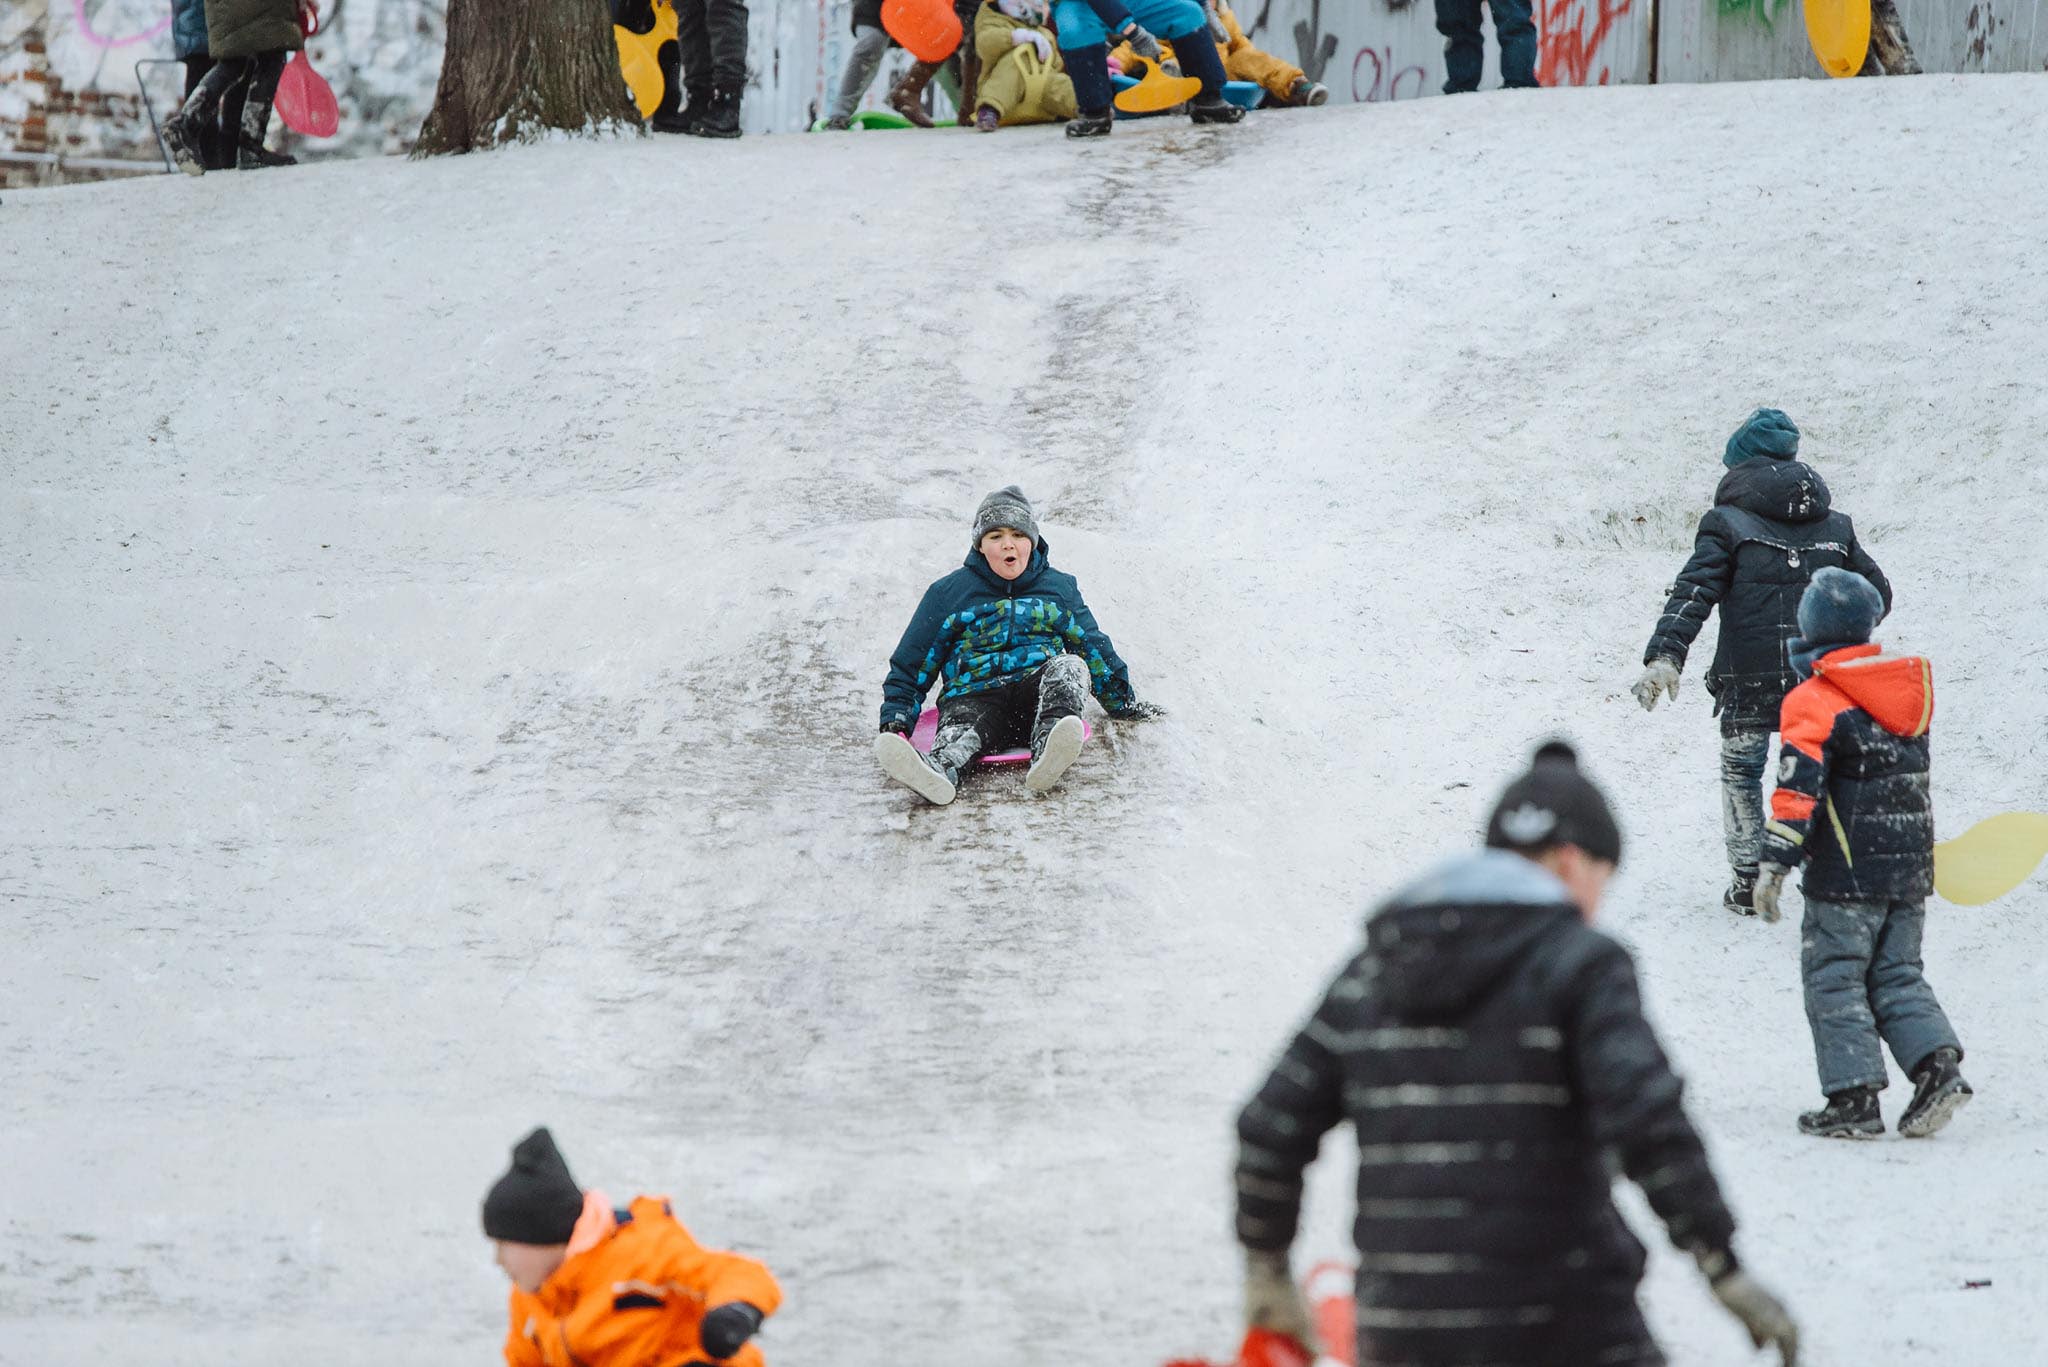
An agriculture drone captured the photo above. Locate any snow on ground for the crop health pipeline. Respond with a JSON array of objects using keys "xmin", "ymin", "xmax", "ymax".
[{"xmin": 3, "ymin": 74, "xmax": 2046, "ymax": 1367}]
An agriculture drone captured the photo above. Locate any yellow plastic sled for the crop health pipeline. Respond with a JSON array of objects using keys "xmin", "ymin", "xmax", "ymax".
[
  {"xmin": 616, "ymin": 0, "xmax": 680, "ymax": 118},
  {"xmin": 1114, "ymin": 63, "xmax": 1203, "ymax": 113},
  {"xmin": 1804, "ymin": 0, "xmax": 1871, "ymax": 78},
  {"xmin": 1934, "ymin": 812, "xmax": 2048, "ymax": 906}
]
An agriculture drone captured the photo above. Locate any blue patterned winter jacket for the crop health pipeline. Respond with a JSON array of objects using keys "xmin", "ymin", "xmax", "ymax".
[
  {"xmin": 173, "ymin": 0, "xmax": 210, "ymax": 59},
  {"xmin": 880, "ymin": 538, "xmax": 1135, "ymax": 731}
]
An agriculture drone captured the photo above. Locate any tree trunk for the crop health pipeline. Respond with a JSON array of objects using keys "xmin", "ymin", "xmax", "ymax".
[
  {"xmin": 1858, "ymin": 0, "xmax": 1923, "ymax": 75},
  {"xmin": 414, "ymin": 0, "xmax": 638, "ymax": 156}
]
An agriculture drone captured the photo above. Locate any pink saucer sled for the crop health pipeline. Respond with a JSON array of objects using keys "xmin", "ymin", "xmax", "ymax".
[{"xmin": 909, "ymin": 706, "xmax": 1093, "ymax": 765}]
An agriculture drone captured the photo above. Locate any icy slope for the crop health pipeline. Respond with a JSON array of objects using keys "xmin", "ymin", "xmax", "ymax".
[{"xmin": 3, "ymin": 74, "xmax": 2045, "ymax": 1367}]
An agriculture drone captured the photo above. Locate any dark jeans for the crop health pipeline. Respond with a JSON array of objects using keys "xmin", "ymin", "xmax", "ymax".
[
  {"xmin": 1435, "ymin": 0, "xmax": 1537, "ymax": 93},
  {"xmin": 931, "ymin": 656, "xmax": 1089, "ymax": 772},
  {"xmin": 180, "ymin": 54, "xmax": 255, "ymax": 168},
  {"xmin": 1720, "ymin": 729, "xmax": 1772, "ymax": 874},
  {"xmin": 1801, "ymin": 897, "xmax": 1961, "ymax": 1095},
  {"xmin": 676, "ymin": 0, "xmax": 750, "ymax": 93}
]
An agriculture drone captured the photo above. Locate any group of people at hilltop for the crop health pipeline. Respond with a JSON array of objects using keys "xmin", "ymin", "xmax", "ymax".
[{"xmin": 159, "ymin": 0, "xmax": 313, "ymax": 174}]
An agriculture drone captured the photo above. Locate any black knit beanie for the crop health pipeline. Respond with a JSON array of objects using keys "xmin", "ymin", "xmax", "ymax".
[
  {"xmin": 1484, "ymin": 740, "xmax": 1623, "ymax": 866},
  {"xmin": 482, "ymin": 1127, "xmax": 584, "ymax": 1245},
  {"xmin": 971, "ymin": 485, "xmax": 1040, "ymax": 549}
]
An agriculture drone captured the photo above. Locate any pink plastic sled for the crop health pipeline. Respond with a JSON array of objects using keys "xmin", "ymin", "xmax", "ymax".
[{"xmin": 909, "ymin": 706, "xmax": 1091, "ymax": 765}]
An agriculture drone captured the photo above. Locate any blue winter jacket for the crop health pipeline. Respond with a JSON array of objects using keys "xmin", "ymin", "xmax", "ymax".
[
  {"xmin": 172, "ymin": 0, "xmax": 210, "ymax": 59},
  {"xmin": 880, "ymin": 537, "xmax": 1136, "ymax": 731}
]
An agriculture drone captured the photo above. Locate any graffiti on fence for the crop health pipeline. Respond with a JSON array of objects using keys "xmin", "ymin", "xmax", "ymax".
[
  {"xmin": 1537, "ymin": 0, "xmax": 1633, "ymax": 84},
  {"xmin": 1351, "ymin": 45, "xmax": 1429, "ymax": 98},
  {"xmin": 71, "ymin": 0, "xmax": 171, "ymax": 49},
  {"xmin": 1291, "ymin": 0, "xmax": 1343, "ymax": 80}
]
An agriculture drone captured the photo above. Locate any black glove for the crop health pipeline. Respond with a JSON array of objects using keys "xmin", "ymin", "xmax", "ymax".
[
  {"xmin": 880, "ymin": 717, "xmax": 911, "ymax": 736},
  {"xmin": 699, "ymin": 1302, "xmax": 765, "ymax": 1360},
  {"xmin": 1115, "ymin": 19, "xmax": 1163, "ymax": 60}
]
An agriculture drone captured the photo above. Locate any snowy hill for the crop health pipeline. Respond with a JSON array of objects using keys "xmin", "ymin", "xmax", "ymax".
[{"xmin": 4, "ymin": 74, "xmax": 2047, "ymax": 1366}]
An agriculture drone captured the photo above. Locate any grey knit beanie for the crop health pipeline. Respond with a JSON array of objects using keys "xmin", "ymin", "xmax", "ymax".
[{"xmin": 971, "ymin": 486, "xmax": 1039, "ymax": 549}]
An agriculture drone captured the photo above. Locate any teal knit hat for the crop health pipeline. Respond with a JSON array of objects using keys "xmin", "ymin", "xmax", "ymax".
[{"xmin": 1723, "ymin": 408, "xmax": 1801, "ymax": 468}]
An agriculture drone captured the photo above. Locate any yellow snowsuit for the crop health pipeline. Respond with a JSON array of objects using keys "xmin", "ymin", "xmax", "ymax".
[
  {"xmin": 1109, "ymin": 0, "xmax": 1304, "ymax": 101},
  {"xmin": 974, "ymin": 2, "xmax": 1078, "ymax": 124}
]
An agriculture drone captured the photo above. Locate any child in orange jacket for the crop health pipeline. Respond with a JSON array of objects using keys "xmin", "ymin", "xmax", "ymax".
[{"xmin": 483, "ymin": 1127, "xmax": 783, "ymax": 1367}]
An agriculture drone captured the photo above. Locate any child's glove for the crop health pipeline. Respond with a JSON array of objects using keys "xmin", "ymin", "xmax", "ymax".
[
  {"xmin": 1243, "ymin": 1248, "xmax": 1318, "ymax": 1351},
  {"xmin": 1698, "ymin": 1252, "xmax": 1798, "ymax": 1365},
  {"xmin": 1631, "ymin": 658, "xmax": 1680, "ymax": 711},
  {"xmin": 1752, "ymin": 863, "xmax": 1791, "ymax": 924},
  {"xmin": 1206, "ymin": 0, "xmax": 1229, "ymax": 40},
  {"xmin": 1010, "ymin": 26, "xmax": 1054, "ymax": 61},
  {"xmin": 698, "ymin": 1302, "xmax": 765, "ymax": 1360},
  {"xmin": 1113, "ymin": 699, "xmax": 1167, "ymax": 721},
  {"xmin": 1115, "ymin": 19, "xmax": 1163, "ymax": 60},
  {"xmin": 880, "ymin": 717, "xmax": 911, "ymax": 736}
]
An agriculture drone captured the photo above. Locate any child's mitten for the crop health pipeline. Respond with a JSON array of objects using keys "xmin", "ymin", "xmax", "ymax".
[
  {"xmin": 1010, "ymin": 26, "xmax": 1054, "ymax": 60},
  {"xmin": 698, "ymin": 1302, "xmax": 766, "ymax": 1359},
  {"xmin": 1115, "ymin": 19, "xmax": 1163, "ymax": 59}
]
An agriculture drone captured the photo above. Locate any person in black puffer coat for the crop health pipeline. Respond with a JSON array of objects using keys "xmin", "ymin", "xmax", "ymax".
[
  {"xmin": 1633, "ymin": 408, "xmax": 1892, "ymax": 916},
  {"xmin": 1234, "ymin": 742, "xmax": 1798, "ymax": 1367}
]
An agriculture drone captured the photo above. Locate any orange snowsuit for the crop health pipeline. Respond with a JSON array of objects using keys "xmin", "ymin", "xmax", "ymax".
[
  {"xmin": 1109, "ymin": 0, "xmax": 1305, "ymax": 101},
  {"xmin": 503, "ymin": 1194, "xmax": 783, "ymax": 1367}
]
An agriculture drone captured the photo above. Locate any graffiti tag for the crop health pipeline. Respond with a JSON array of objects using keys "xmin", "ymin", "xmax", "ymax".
[
  {"xmin": 1537, "ymin": 0, "xmax": 1632, "ymax": 84},
  {"xmin": 1351, "ymin": 45, "xmax": 1428, "ymax": 99},
  {"xmin": 72, "ymin": 0, "xmax": 174, "ymax": 49}
]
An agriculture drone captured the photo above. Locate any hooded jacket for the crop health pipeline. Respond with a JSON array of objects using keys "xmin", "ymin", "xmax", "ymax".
[
  {"xmin": 503, "ymin": 1194, "xmax": 782, "ymax": 1367},
  {"xmin": 1644, "ymin": 458, "xmax": 1891, "ymax": 730},
  {"xmin": 880, "ymin": 536, "xmax": 1134, "ymax": 731},
  {"xmin": 974, "ymin": 2, "xmax": 1078, "ymax": 125},
  {"xmin": 1236, "ymin": 852, "xmax": 1734, "ymax": 1367},
  {"xmin": 1763, "ymin": 644, "xmax": 1934, "ymax": 902}
]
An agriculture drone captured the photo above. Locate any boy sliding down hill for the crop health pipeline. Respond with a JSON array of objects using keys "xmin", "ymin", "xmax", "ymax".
[{"xmin": 877, "ymin": 486, "xmax": 1163, "ymax": 804}]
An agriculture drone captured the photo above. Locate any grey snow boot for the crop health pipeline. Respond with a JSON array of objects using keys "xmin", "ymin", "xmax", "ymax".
[
  {"xmin": 1797, "ymin": 1086, "xmax": 1884, "ymax": 1139},
  {"xmin": 874, "ymin": 731, "xmax": 958, "ymax": 806},
  {"xmin": 160, "ymin": 112, "xmax": 207, "ymax": 176},
  {"xmin": 1025, "ymin": 715, "xmax": 1085, "ymax": 794},
  {"xmin": 1897, "ymin": 1047, "xmax": 1972, "ymax": 1137},
  {"xmin": 1724, "ymin": 866, "xmax": 1758, "ymax": 916}
]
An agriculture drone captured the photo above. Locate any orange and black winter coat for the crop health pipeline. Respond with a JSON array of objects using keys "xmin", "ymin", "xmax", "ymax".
[
  {"xmin": 503, "ymin": 1195, "xmax": 782, "ymax": 1367},
  {"xmin": 1762, "ymin": 644, "xmax": 1933, "ymax": 903}
]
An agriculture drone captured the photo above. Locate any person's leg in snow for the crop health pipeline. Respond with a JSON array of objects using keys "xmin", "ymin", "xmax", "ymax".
[
  {"xmin": 1026, "ymin": 656, "xmax": 1090, "ymax": 794},
  {"xmin": 1719, "ymin": 728, "xmax": 1771, "ymax": 913},
  {"xmin": 162, "ymin": 56, "xmax": 247, "ymax": 175},
  {"xmin": 1862, "ymin": 899, "xmax": 1970, "ymax": 1135},
  {"xmin": 1797, "ymin": 896, "xmax": 1892, "ymax": 1137},
  {"xmin": 1491, "ymin": 0, "xmax": 1540, "ymax": 87},
  {"xmin": 1434, "ymin": 0, "xmax": 1484, "ymax": 92},
  {"xmin": 826, "ymin": 25, "xmax": 891, "ymax": 125},
  {"xmin": 235, "ymin": 51, "xmax": 293, "ymax": 169}
]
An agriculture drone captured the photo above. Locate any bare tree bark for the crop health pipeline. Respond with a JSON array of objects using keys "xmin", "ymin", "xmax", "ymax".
[
  {"xmin": 414, "ymin": 0, "xmax": 637, "ymax": 156},
  {"xmin": 1859, "ymin": 0, "xmax": 1923, "ymax": 75}
]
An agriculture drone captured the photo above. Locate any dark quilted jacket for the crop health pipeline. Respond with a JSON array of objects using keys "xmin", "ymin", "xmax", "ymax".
[
  {"xmin": 1236, "ymin": 852, "xmax": 1735, "ymax": 1367},
  {"xmin": 1644, "ymin": 458, "xmax": 1891, "ymax": 731}
]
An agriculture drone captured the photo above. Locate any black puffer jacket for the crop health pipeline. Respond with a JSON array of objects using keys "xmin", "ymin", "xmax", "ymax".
[
  {"xmin": 1644, "ymin": 458, "xmax": 1892, "ymax": 732},
  {"xmin": 1237, "ymin": 852, "xmax": 1735, "ymax": 1367}
]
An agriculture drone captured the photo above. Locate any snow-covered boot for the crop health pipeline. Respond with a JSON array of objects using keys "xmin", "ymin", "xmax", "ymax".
[
  {"xmin": 1065, "ymin": 107, "xmax": 1113, "ymax": 138},
  {"xmin": 887, "ymin": 61, "xmax": 940, "ymax": 128},
  {"xmin": 1188, "ymin": 93, "xmax": 1245, "ymax": 124},
  {"xmin": 1025, "ymin": 715, "xmax": 1085, "ymax": 794},
  {"xmin": 653, "ymin": 85, "xmax": 708, "ymax": 133},
  {"xmin": 874, "ymin": 731, "xmax": 958, "ymax": 805},
  {"xmin": 1287, "ymin": 77, "xmax": 1328, "ymax": 106},
  {"xmin": 237, "ymin": 139, "xmax": 297, "ymax": 169},
  {"xmin": 160, "ymin": 111, "xmax": 207, "ymax": 176},
  {"xmin": 689, "ymin": 85, "xmax": 742, "ymax": 138},
  {"xmin": 1797, "ymin": 1086, "xmax": 1884, "ymax": 1139},
  {"xmin": 1724, "ymin": 866, "xmax": 1758, "ymax": 916},
  {"xmin": 1897, "ymin": 1047, "xmax": 1972, "ymax": 1137}
]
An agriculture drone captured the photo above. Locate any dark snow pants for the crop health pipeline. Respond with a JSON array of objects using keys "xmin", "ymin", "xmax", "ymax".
[
  {"xmin": 1720, "ymin": 728, "xmax": 1772, "ymax": 874},
  {"xmin": 1435, "ymin": 0, "xmax": 1537, "ymax": 93},
  {"xmin": 677, "ymin": 0, "xmax": 750, "ymax": 94},
  {"xmin": 1801, "ymin": 896, "xmax": 1962, "ymax": 1095},
  {"xmin": 931, "ymin": 655, "xmax": 1089, "ymax": 773},
  {"xmin": 180, "ymin": 57, "xmax": 249, "ymax": 169},
  {"xmin": 179, "ymin": 49, "xmax": 286, "ymax": 153}
]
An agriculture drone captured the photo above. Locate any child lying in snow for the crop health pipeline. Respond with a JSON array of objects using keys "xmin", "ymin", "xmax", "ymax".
[
  {"xmin": 484, "ymin": 1127, "xmax": 783, "ymax": 1367},
  {"xmin": 969, "ymin": 0, "xmax": 1078, "ymax": 131},
  {"xmin": 876, "ymin": 486, "xmax": 1163, "ymax": 804}
]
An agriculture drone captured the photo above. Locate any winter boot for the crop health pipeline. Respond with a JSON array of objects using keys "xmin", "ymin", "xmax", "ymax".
[
  {"xmin": 821, "ymin": 114, "xmax": 852, "ymax": 130},
  {"xmin": 1065, "ymin": 107, "xmax": 1114, "ymax": 138},
  {"xmin": 1796, "ymin": 1086, "xmax": 1884, "ymax": 1139},
  {"xmin": 1188, "ymin": 93, "xmax": 1246, "ymax": 124},
  {"xmin": 1723, "ymin": 866, "xmax": 1759, "ymax": 916},
  {"xmin": 689, "ymin": 85, "xmax": 742, "ymax": 138},
  {"xmin": 974, "ymin": 105, "xmax": 1001, "ymax": 132},
  {"xmin": 160, "ymin": 111, "xmax": 207, "ymax": 176},
  {"xmin": 1287, "ymin": 77, "xmax": 1328, "ymax": 106},
  {"xmin": 1025, "ymin": 715, "xmax": 1085, "ymax": 794},
  {"xmin": 653, "ymin": 85, "xmax": 708, "ymax": 133},
  {"xmin": 1897, "ymin": 1047, "xmax": 1972, "ymax": 1137},
  {"xmin": 874, "ymin": 731, "xmax": 959, "ymax": 806},
  {"xmin": 236, "ymin": 139, "xmax": 297, "ymax": 169},
  {"xmin": 887, "ymin": 61, "xmax": 941, "ymax": 128}
]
